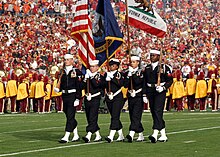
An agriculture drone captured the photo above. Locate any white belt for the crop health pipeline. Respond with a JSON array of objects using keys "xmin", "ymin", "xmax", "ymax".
[
  {"xmin": 113, "ymin": 89, "xmax": 122, "ymax": 97},
  {"xmin": 62, "ymin": 89, "xmax": 76, "ymax": 94},
  {"xmin": 147, "ymin": 82, "xmax": 165, "ymax": 87},
  {"xmin": 86, "ymin": 92, "xmax": 101, "ymax": 98},
  {"xmin": 128, "ymin": 88, "xmax": 142, "ymax": 94}
]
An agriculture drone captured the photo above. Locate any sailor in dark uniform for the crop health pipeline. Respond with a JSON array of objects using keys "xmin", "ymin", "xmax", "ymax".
[
  {"xmin": 54, "ymin": 54, "xmax": 83, "ymax": 143},
  {"xmin": 82, "ymin": 60, "xmax": 104, "ymax": 143},
  {"xmin": 104, "ymin": 58, "xmax": 125, "ymax": 143},
  {"xmin": 143, "ymin": 50, "xmax": 173, "ymax": 143},
  {"xmin": 124, "ymin": 55, "xmax": 145, "ymax": 142}
]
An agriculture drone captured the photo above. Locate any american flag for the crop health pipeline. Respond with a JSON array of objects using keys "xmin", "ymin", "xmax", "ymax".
[{"xmin": 71, "ymin": 0, "xmax": 96, "ymax": 68}]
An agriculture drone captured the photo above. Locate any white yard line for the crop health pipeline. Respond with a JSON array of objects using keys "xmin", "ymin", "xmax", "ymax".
[
  {"xmin": 0, "ymin": 126, "xmax": 220, "ymax": 157},
  {"xmin": 183, "ymin": 140, "xmax": 196, "ymax": 143}
]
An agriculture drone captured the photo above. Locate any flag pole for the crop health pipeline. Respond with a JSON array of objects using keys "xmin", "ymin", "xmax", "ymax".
[
  {"xmin": 106, "ymin": 39, "xmax": 111, "ymax": 93},
  {"xmin": 125, "ymin": 0, "xmax": 133, "ymax": 90},
  {"xmin": 86, "ymin": 36, "xmax": 90, "ymax": 94}
]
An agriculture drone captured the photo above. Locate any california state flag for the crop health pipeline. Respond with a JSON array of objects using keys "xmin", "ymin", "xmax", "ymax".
[{"xmin": 127, "ymin": 0, "xmax": 167, "ymax": 38}]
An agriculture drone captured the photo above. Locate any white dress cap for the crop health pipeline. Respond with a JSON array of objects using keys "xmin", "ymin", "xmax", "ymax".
[
  {"xmin": 150, "ymin": 50, "xmax": 160, "ymax": 55},
  {"xmin": 64, "ymin": 54, "xmax": 73, "ymax": 59},
  {"xmin": 89, "ymin": 60, "xmax": 99, "ymax": 66},
  {"xmin": 131, "ymin": 56, "xmax": 140, "ymax": 61}
]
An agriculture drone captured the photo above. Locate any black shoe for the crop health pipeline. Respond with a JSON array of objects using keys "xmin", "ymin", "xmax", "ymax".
[
  {"xmin": 58, "ymin": 139, "xmax": 68, "ymax": 143},
  {"xmin": 82, "ymin": 136, "xmax": 90, "ymax": 143},
  {"xmin": 105, "ymin": 137, "xmax": 112, "ymax": 143},
  {"xmin": 148, "ymin": 135, "xmax": 157, "ymax": 143},
  {"xmin": 126, "ymin": 135, "xmax": 133, "ymax": 143}
]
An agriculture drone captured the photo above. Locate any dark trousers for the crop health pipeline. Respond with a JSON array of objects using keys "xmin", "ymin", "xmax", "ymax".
[
  {"xmin": 55, "ymin": 96, "xmax": 63, "ymax": 112},
  {"xmin": 20, "ymin": 98, "xmax": 28, "ymax": 113},
  {"xmin": 128, "ymin": 97, "xmax": 144, "ymax": 133},
  {"xmin": 147, "ymin": 91, "xmax": 166, "ymax": 131},
  {"xmin": 199, "ymin": 97, "xmax": 206, "ymax": 110},
  {"xmin": 84, "ymin": 97, "xmax": 100, "ymax": 133},
  {"xmin": 0, "ymin": 98, "xmax": 4, "ymax": 112},
  {"xmin": 187, "ymin": 94, "xmax": 195, "ymax": 110},
  {"xmin": 62, "ymin": 94, "xmax": 77, "ymax": 132},
  {"xmin": 10, "ymin": 96, "xmax": 17, "ymax": 112},
  {"xmin": 107, "ymin": 97, "xmax": 124, "ymax": 130},
  {"xmin": 32, "ymin": 98, "xmax": 38, "ymax": 112}
]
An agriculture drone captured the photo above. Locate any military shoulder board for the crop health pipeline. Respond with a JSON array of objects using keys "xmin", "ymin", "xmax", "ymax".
[
  {"xmin": 93, "ymin": 73, "xmax": 100, "ymax": 80},
  {"xmin": 137, "ymin": 69, "xmax": 143, "ymax": 78},
  {"xmin": 116, "ymin": 72, "xmax": 121, "ymax": 79}
]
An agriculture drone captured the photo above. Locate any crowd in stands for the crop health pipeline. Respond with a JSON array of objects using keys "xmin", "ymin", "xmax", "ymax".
[{"xmin": 0, "ymin": 0, "xmax": 219, "ymax": 113}]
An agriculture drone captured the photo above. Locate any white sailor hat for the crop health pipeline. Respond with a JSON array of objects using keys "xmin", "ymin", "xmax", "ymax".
[
  {"xmin": 131, "ymin": 56, "xmax": 140, "ymax": 61},
  {"xmin": 89, "ymin": 60, "xmax": 99, "ymax": 66},
  {"xmin": 109, "ymin": 58, "xmax": 120, "ymax": 66},
  {"xmin": 150, "ymin": 50, "xmax": 160, "ymax": 55},
  {"xmin": 64, "ymin": 54, "xmax": 73, "ymax": 59}
]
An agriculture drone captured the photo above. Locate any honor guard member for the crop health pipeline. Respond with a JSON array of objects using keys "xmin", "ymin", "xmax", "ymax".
[
  {"xmin": 82, "ymin": 60, "xmax": 104, "ymax": 143},
  {"xmin": 143, "ymin": 50, "xmax": 173, "ymax": 143},
  {"xmin": 105, "ymin": 58, "xmax": 125, "ymax": 143},
  {"xmin": 55, "ymin": 54, "xmax": 83, "ymax": 143},
  {"xmin": 124, "ymin": 56, "xmax": 145, "ymax": 142}
]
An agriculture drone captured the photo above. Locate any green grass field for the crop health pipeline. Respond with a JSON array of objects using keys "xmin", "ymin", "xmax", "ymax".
[{"xmin": 0, "ymin": 111, "xmax": 220, "ymax": 157}]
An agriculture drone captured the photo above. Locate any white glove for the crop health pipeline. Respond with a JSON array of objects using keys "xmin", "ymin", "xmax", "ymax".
[
  {"xmin": 107, "ymin": 72, "xmax": 114, "ymax": 78},
  {"xmin": 85, "ymin": 73, "xmax": 90, "ymax": 79},
  {"xmin": 156, "ymin": 86, "xmax": 165, "ymax": 93},
  {"xmin": 106, "ymin": 76, "xmax": 111, "ymax": 81},
  {"xmin": 129, "ymin": 66, "xmax": 134, "ymax": 73},
  {"xmin": 74, "ymin": 99, "xmax": 80, "ymax": 107},
  {"xmin": 86, "ymin": 69, "xmax": 92, "ymax": 76},
  {"xmin": 143, "ymin": 97, "xmax": 148, "ymax": 103},
  {"xmin": 128, "ymin": 71, "xmax": 132, "ymax": 77},
  {"xmin": 54, "ymin": 87, "xmax": 60, "ymax": 93}
]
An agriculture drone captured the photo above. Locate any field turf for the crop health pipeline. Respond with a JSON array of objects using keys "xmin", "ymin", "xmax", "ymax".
[{"xmin": 0, "ymin": 111, "xmax": 220, "ymax": 157}]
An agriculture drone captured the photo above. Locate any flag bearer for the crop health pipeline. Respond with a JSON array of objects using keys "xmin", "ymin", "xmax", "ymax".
[{"xmin": 82, "ymin": 60, "xmax": 104, "ymax": 143}]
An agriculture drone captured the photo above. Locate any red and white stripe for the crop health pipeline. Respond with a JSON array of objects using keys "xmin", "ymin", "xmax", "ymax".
[{"xmin": 71, "ymin": 0, "xmax": 96, "ymax": 68}]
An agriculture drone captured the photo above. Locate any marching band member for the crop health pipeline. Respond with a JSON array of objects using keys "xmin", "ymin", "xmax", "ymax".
[
  {"xmin": 185, "ymin": 71, "xmax": 197, "ymax": 111},
  {"xmin": 195, "ymin": 72, "xmax": 207, "ymax": 111},
  {"xmin": 6, "ymin": 73, "xmax": 18, "ymax": 113},
  {"xmin": 35, "ymin": 74, "xmax": 46, "ymax": 113},
  {"xmin": 51, "ymin": 72, "xmax": 63, "ymax": 113},
  {"xmin": 17, "ymin": 75, "xmax": 29, "ymax": 113},
  {"xmin": 0, "ymin": 77, "xmax": 6, "ymax": 114},
  {"xmin": 29, "ymin": 73, "xmax": 38, "ymax": 112},
  {"xmin": 207, "ymin": 73, "xmax": 218, "ymax": 111},
  {"xmin": 44, "ymin": 76, "xmax": 52, "ymax": 113},
  {"xmin": 172, "ymin": 70, "xmax": 185, "ymax": 112}
]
